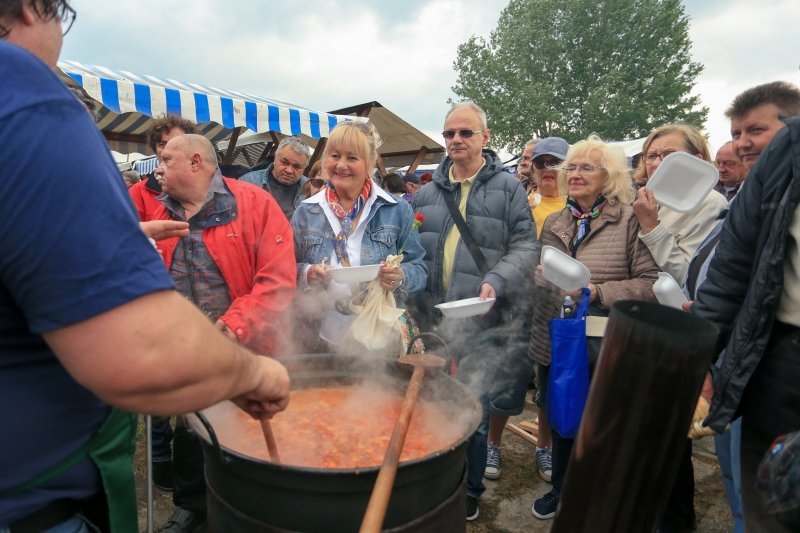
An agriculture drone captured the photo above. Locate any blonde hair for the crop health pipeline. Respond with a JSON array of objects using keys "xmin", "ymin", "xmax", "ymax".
[
  {"xmin": 323, "ymin": 121, "xmax": 382, "ymax": 172},
  {"xmin": 633, "ymin": 123, "xmax": 712, "ymax": 183},
  {"xmin": 557, "ymin": 135, "xmax": 634, "ymax": 205}
]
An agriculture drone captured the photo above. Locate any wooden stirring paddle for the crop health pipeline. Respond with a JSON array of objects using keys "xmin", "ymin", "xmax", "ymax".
[
  {"xmin": 260, "ymin": 418, "xmax": 281, "ymax": 464},
  {"xmin": 359, "ymin": 354, "xmax": 446, "ymax": 533}
]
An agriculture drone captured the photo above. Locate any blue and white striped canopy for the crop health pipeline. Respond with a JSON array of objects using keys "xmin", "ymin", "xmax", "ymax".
[{"xmin": 57, "ymin": 60, "xmax": 355, "ymax": 155}]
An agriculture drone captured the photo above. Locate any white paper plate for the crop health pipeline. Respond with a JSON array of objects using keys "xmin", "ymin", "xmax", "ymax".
[
  {"xmin": 541, "ymin": 245, "xmax": 591, "ymax": 290},
  {"xmin": 435, "ymin": 297, "xmax": 496, "ymax": 319},
  {"xmin": 654, "ymin": 272, "xmax": 689, "ymax": 310},
  {"xmin": 328, "ymin": 264, "xmax": 380, "ymax": 284},
  {"xmin": 646, "ymin": 152, "xmax": 719, "ymax": 213}
]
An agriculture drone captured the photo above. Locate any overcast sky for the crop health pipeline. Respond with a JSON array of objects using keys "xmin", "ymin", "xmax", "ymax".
[{"xmin": 62, "ymin": 0, "xmax": 799, "ymax": 156}]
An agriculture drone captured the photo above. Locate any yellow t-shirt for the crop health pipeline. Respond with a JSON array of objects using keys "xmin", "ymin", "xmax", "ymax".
[
  {"xmin": 442, "ymin": 160, "xmax": 485, "ymax": 291},
  {"xmin": 533, "ymin": 196, "xmax": 567, "ymax": 237}
]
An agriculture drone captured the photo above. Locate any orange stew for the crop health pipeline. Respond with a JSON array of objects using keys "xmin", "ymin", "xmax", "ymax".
[{"xmin": 222, "ymin": 385, "xmax": 464, "ymax": 469}]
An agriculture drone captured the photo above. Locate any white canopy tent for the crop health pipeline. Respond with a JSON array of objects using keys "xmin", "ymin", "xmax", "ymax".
[
  {"xmin": 57, "ymin": 60, "xmax": 357, "ymax": 162},
  {"xmin": 57, "ymin": 62, "xmax": 444, "ymax": 175}
]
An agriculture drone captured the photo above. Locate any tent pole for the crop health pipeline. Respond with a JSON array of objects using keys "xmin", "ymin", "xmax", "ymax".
[{"xmin": 223, "ymin": 127, "xmax": 243, "ymax": 165}]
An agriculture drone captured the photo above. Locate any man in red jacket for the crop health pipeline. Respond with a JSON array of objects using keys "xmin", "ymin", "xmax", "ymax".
[
  {"xmin": 149, "ymin": 133, "xmax": 296, "ymax": 532},
  {"xmin": 129, "ymin": 115, "xmax": 197, "ymax": 221}
]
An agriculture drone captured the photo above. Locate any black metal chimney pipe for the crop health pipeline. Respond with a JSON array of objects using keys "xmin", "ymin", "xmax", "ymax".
[{"xmin": 552, "ymin": 300, "xmax": 719, "ymax": 533}]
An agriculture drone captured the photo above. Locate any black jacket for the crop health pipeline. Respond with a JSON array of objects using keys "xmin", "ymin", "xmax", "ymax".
[{"xmin": 693, "ymin": 117, "xmax": 800, "ymax": 431}]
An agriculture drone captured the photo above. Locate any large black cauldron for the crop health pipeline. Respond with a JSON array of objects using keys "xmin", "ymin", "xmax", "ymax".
[{"xmin": 189, "ymin": 354, "xmax": 481, "ymax": 532}]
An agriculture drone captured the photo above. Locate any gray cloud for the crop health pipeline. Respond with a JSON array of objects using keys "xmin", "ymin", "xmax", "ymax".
[{"xmin": 62, "ymin": 0, "xmax": 799, "ymax": 155}]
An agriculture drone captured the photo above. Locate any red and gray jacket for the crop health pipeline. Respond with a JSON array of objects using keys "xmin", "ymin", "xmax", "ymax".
[{"xmin": 148, "ymin": 177, "xmax": 297, "ymax": 355}]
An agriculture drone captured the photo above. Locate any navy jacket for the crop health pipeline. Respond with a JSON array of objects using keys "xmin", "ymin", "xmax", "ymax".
[{"xmin": 694, "ymin": 117, "xmax": 800, "ymax": 431}]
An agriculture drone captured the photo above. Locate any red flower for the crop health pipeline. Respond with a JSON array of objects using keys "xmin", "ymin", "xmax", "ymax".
[{"xmin": 398, "ymin": 213, "xmax": 425, "ymax": 255}]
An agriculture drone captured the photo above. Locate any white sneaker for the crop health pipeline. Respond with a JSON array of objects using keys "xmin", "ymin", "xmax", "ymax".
[
  {"xmin": 536, "ymin": 448, "xmax": 552, "ymax": 483},
  {"xmin": 484, "ymin": 444, "xmax": 501, "ymax": 480}
]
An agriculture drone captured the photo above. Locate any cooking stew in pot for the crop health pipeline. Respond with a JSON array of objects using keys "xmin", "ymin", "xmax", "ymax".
[{"xmin": 217, "ymin": 384, "xmax": 465, "ymax": 469}]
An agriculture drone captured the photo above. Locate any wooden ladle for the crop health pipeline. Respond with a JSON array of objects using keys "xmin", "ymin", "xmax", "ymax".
[
  {"xmin": 260, "ymin": 419, "xmax": 281, "ymax": 464},
  {"xmin": 359, "ymin": 354, "xmax": 446, "ymax": 533}
]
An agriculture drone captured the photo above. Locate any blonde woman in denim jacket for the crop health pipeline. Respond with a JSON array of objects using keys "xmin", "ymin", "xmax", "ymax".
[{"xmin": 291, "ymin": 122, "xmax": 427, "ymax": 349}]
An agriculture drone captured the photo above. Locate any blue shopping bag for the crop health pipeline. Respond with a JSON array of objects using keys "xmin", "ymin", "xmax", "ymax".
[{"xmin": 547, "ymin": 287, "xmax": 591, "ymax": 439}]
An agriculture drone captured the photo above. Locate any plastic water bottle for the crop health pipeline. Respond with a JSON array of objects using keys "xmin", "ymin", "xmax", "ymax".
[{"xmin": 561, "ymin": 295, "xmax": 575, "ymax": 318}]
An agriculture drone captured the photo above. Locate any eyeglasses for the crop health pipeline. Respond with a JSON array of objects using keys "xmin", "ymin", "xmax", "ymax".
[
  {"xmin": 643, "ymin": 150, "xmax": 677, "ymax": 164},
  {"xmin": 59, "ymin": 2, "xmax": 77, "ymax": 36},
  {"xmin": 564, "ymin": 164, "xmax": 603, "ymax": 174},
  {"xmin": 532, "ymin": 158, "xmax": 561, "ymax": 170},
  {"xmin": 441, "ymin": 129, "xmax": 484, "ymax": 140},
  {"xmin": 309, "ymin": 178, "xmax": 325, "ymax": 188}
]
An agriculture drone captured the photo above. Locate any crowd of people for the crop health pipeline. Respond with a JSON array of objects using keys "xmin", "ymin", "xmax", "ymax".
[{"xmin": 2, "ymin": 1, "xmax": 800, "ymax": 533}]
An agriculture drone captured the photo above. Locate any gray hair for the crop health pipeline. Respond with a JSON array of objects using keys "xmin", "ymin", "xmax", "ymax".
[
  {"xmin": 524, "ymin": 138, "xmax": 539, "ymax": 149},
  {"xmin": 276, "ymin": 136, "xmax": 311, "ymax": 161},
  {"xmin": 445, "ymin": 101, "xmax": 488, "ymax": 129},
  {"xmin": 122, "ymin": 170, "xmax": 141, "ymax": 185}
]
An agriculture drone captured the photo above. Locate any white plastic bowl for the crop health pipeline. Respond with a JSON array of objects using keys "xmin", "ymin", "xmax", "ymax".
[
  {"xmin": 646, "ymin": 152, "xmax": 719, "ymax": 213},
  {"xmin": 328, "ymin": 264, "xmax": 380, "ymax": 284},
  {"xmin": 541, "ymin": 245, "xmax": 591, "ymax": 290},
  {"xmin": 435, "ymin": 297, "xmax": 496, "ymax": 319},
  {"xmin": 654, "ymin": 272, "xmax": 689, "ymax": 309}
]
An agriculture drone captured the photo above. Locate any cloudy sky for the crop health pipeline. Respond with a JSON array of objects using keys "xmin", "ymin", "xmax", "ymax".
[{"xmin": 61, "ymin": 0, "xmax": 799, "ymax": 155}]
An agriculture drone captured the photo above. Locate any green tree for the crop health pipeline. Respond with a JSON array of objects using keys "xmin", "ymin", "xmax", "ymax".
[{"xmin": 451, "ymin": 0, "xmax": 707, "ymax": 152}]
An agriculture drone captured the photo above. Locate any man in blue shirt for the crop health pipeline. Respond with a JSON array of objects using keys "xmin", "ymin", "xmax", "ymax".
[{"xmin": 0, "ymin": 2, "xmax": 291, "ymax": 531}]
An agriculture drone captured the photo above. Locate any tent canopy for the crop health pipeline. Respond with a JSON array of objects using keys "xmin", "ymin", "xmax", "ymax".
[
  {"xmin": 57, "ymin": 61, "xmax": 355, "ymax": 156},
  {"xmin": 217, "ymin": 101, "xmax": 445, "ymax": 172},
  {"xmin": 328, "ymin": 102, "xmax": 444, "ymax": 170},
  {"xmin": 57, "ymin": 63, "xmax": 444, "ymax": 173}
]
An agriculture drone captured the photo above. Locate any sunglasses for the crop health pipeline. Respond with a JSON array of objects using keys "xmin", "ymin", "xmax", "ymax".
[
  {"xmin": 441, "ymin": 129, "xmax": 484, "ymax": 140},
  {"xmin": 309, "ymin": 178, "xmax": 325, "ymax": 188},
  {"xmin": 532, "ymin": 158, "xmax": 562, "ymax": 169}
]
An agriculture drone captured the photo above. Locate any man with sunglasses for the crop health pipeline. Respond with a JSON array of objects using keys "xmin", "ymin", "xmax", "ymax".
[
  {"xmin": 713, "ymin": 142, "xmax": 746, "ymax": 203},
  {"xmin": 413, "ymin": 101, "xmax": 538, "ymax": 522},
  {"xmin": 241, "ymin": 136, "xmax": 310, "ymax": 220},
  {"xmin": 0, "ymin": 2, "xmax": 291, "ymax": 531},
  {"xmin": 483, "ymin": 136, "xmax": 568, "ymax": 491}
]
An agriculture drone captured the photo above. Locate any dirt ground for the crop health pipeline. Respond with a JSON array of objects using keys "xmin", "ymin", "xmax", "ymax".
[
  {"xmin": 134, "ymin": 400, "xmax": 733, "ymax": 532},
  {"xmin": 465, "ymin": 399, "xmax": 733, "ymax": 532}
]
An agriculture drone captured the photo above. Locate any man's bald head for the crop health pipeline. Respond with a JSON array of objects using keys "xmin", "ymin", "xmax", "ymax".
[
  {"xmin": 167, "ymin": 134, "xmax": 218, "ymax": 169},
  {"xmin": 156, "ymin": 134, "xmax": 219, "ymax": 205}
]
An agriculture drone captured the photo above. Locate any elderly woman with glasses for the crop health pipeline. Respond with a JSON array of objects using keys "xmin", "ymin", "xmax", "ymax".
[
  {"xmin": 291, "ymin": 121, "xmax": 427, "ymax": 351},
  {"xmin": 632, "ymin": 123, "xmax": 728, "ymax": 283},
  {"xmin": 530, "ymin": 135, "xmax": 659, "ymax": 521},
  {"xmin": 631, "ymin": 123, "xmax": 729, "ymax": 533}
]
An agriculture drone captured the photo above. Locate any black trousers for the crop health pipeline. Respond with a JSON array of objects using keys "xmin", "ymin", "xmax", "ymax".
[
  {"xmin": 738, "ymin": 322, "xmax": 800, "ymax": 532},
  {"xmin": 659, "ymin": 441, "xmax": 696, "ymax": 532},
  {"xmin": 550, "ymin": 428, "xmax": 572, "ymax": 496},
  {"xmin": 172, "ymin": 416, "xmax": 207, "ymax": 519}
]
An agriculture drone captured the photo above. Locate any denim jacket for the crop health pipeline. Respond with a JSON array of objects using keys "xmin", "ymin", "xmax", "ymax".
[
  {"xmin": 291, "ymin": 183, "xmax": 427, "ymax": 294},
  {"xmin": 240, "ymin": 163, "xmax": 306, "ymax": 218}
]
